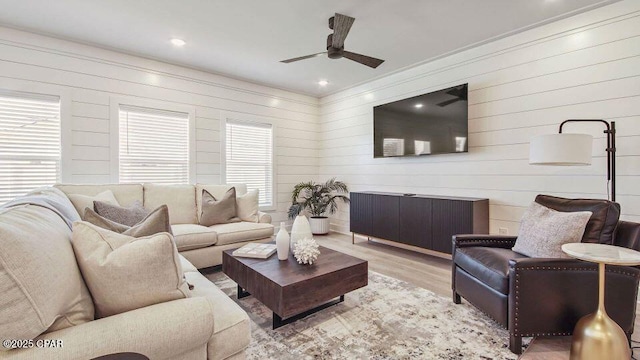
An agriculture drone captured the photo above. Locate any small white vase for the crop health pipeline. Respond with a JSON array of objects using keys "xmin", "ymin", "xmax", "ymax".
[
  {"xmin": 290, "ymin": 215, "xmax": 313, "ymax": 251},
  {"xmin": 275, "ymin": 222, "xmax": 290, "ymax": 261}
]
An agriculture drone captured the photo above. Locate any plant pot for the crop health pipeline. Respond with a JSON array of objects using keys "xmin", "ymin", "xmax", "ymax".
[{"xmin": 309, "ymin": 216, "xmax": 330, "ymax": 235}]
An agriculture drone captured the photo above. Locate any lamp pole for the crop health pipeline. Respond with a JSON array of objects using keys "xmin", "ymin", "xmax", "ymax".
[{"xmin": 558, "ymin": 119, "xmax": 616, "ymax": 202}]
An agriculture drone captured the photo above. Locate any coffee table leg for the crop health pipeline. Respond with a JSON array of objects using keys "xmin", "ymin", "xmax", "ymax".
[
  {"xmin": 272, "ymin": 295, "xmax": 345, "ymax": 329},
  {"xmin": 237, "ymin": 285, "xmax": 251, "ymax": 299}
]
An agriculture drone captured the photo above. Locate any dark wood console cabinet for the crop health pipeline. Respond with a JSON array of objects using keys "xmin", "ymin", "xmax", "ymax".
[{"xmin": 350, "ymin": 192, "xmax": 489, "ymax": 255}]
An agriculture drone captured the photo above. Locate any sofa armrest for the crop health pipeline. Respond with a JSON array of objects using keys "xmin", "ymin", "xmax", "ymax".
[
  {"xmin": 3, "ymin": 297, "xmax": 215, "ymax": 360},
  {"xmin": 508, "ymin": 257, "xmax": 640, "ymax": 337},
  {"xmin": 452, "ymin": 234, "xmax": 517, "ymax": 249},
  {"xmin": 258, "ymin": 211, "xmax": 271, "ymax": 224}
]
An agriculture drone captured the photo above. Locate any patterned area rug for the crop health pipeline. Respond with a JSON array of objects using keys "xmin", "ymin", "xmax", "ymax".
[{"xmin": 204, "ymin": 270, "xmax": 528, "ymax": 359}]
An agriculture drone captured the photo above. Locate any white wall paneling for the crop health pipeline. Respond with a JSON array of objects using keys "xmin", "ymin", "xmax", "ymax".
[
  {"xmin": 319, "ymin": 0, "xmax": 640, "ymax": 235},
  {"xmin": 0, "ymin": 26, "xmax": 319, "ymax": 224}
]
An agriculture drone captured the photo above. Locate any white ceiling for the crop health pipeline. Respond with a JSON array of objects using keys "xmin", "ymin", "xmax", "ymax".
[{"xmin": 0, "ymin": 0, "xmax": 618, "ymax": 97}]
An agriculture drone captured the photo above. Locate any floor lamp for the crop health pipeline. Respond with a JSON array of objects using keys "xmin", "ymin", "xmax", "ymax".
[{"xmin": 529, "ymin": 119, "xmax": 616, "ymax": 202}]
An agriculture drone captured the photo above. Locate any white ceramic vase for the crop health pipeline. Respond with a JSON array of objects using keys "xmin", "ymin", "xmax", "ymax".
[
  {"xmin": 309, "ymin": 216, "xmax": 330, "ymax": 235},
  {"xmin": 290, "ymin": 215, "xmax": 313, "ymax": 251},
  {"xmin": 275, "ymin": 222, "xmax": 290, "ymax": 261}
]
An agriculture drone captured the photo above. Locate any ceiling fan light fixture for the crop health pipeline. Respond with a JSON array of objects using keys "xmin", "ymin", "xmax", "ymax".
[{"xmin": 170, "ymin": 38, "xmax": 186, "ymax": 47}]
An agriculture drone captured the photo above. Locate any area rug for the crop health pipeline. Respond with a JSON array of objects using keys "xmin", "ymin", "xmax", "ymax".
[{"xmin": 204, "ymin": 270, "xmax": 529, "ymax": 359}]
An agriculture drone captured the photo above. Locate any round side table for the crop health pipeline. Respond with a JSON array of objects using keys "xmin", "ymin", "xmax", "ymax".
[{"xmin": 561, "ymin": 243, "xmax": 640, "ymax": 360}]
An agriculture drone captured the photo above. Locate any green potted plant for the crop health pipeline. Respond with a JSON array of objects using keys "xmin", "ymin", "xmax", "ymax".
[{"xmin": 288, "ymin": 178, "xmax": 350, "ymax": 235}]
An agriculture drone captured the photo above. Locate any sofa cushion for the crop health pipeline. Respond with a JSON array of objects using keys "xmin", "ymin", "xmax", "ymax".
[
  {"xmin": 94, "ymin": 200, "xmax": 149, "ymax": 227},
  {"xmin": 172, "ymin": 224, "xmax": 219, "ymax": 251},
  {"xmin": 66, "ymin": 190, "xmax": 119, "ymax": 219},
  {"xmin": 196, "ymin": 184, "xmax": 247, "ymax": 223},
  {"xmin": 236, "ymin": 189, "xmax": 259, "ymax": 223},
  {"xmin": 200, "ymin": 188, "xmax": 240, "ymax": 226},
  {"xmin": 209, "ymin": 222, "xmax": 274, "ymax": 246},
  {"xmin": 513, "ymin": 202, "xmax": 592, "ymax": 258},
  {"xmin": 454, "ymin": 247, "xmax": 529, "ymax": 294},
  {"xmin": 184, "ymin": 271, "xmax": 251, "ymax": 360},
  {"xmin": 71, "ymin": 222, "xmax": 190, "ymax": 318},
  {"xmin": 85, "ymin": 205, "xmax": 173, "ymax": 238},
  {"xmin": 144, "ymin": 184, "xmax": 197, "ymax": 225},
  {"xmin": 535, "ymin": 194, "xmax": 620, "ymax": 245},
  {"xmin": 0, "ymin": 205, "xmax": 94, "ymax": 346},
  {"xmin": 55, "ymin": 184, "xmax": 143, "ymax": 208}
]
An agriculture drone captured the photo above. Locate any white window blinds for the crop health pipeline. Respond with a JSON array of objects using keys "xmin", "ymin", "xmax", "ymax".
[
  {"xmin": 225, "ymin": 119, "xmax": 273, "ymax": 207},
  {"xmin": 119, "ymin": 105, "xmax": 190, "ymax": 184},
  {"xmin": 0, "ymin": 92, "xmax": 60, "ymax": 204}
]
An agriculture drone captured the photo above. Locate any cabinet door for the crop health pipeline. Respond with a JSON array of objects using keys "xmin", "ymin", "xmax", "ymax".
[
  {"xmin": 350, "ymin": 192, "xmax": 373, "ymax": 235},
  {"xmin": 431, "ymin": 199, "xmax": 473, "ymax": 254},
  {"xmin": 371, "ymin": 195, "xmax": 400, "ymax": 241},
  {"xmin": 399, "ymin": 197, "xmax": 432, "ymax": 248}
]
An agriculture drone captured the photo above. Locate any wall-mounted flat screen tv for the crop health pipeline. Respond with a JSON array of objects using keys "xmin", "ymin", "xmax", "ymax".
[{"xmin": 373, "ymin": 83, "xmax": 468, "ymax": 158}]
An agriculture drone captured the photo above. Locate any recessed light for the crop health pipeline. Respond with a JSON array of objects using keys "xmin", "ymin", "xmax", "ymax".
[
  {"xmin": 171, "ymin": 38, "xmax": 186, "ymax": 47},
  {"xmin": 414, "ymin": 103, "xmax": 424, "ymax": 108},
  {"xmin": 318, "ymin": 80, "xmax": 329, "ymax": 86}
]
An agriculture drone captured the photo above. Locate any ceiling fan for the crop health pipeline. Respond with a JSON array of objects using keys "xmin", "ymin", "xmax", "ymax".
[
  {"xmin": 436, "ymin": 84, "xmax": 468, "ymax": 107},
  {"xmin": 280, "ymin": 13, "xmax": 385, "ymax": 69}
]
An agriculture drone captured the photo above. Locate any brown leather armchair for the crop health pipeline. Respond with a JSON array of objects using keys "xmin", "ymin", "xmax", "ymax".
[{"xmin": 451, "ymin": 195, "xmax": 640, "ymax": 354}]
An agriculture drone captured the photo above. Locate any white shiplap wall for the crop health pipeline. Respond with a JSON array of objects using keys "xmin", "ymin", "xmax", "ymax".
[
  {"xmin": 0, "ymin": 26, "xmax": 319, "ymax": 225},
  {"xmin": 319, "ymin": 0, "xmax": 640, "ymax": 235}
]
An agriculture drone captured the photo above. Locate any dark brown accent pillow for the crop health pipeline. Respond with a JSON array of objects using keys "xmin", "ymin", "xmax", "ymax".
[
  {"xmin": 94, "ymin": 200, "xmax": 149, "ymax": 227},
  {"xmin": 84, "ymin": 205, "xmax": 173, "ymax": 238},
  {"xmin": 535, "ymin": 194, "xmax": 621, "ymax": 245},
  {"xmin": 199, "ymin": 188, "xmax": 240, "ymax": 226}
]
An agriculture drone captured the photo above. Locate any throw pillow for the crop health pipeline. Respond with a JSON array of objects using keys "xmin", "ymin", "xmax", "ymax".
[
  {"xmin": 94, "ymin": 200, "xmax": 149, "ymax": 227},
  {"xmin": 84, "ymin": 205, "xmax": 173, "ymax": 237},
  {"xmin": 71, "ymin": 221, "xmax": 190, "ymax": 318},
  {"xmin": 200, "ymin": 188, "xmax": 240, "ymax": 226},
  {"xmin": 236, "ymin": 189, "xmax": 259, "ymax": 222},
  {"xmin": 512, "ymin": 202, "xmax": 592, "ymax": 258},
  {"xmin": 67, "ymin": 190, "xmax": 119, "ymax": 219}
]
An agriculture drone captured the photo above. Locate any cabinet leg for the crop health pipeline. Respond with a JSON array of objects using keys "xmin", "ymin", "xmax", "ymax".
[{"xmin": 352, "ymin": 232, "xmax": 354, "ymax": 244}]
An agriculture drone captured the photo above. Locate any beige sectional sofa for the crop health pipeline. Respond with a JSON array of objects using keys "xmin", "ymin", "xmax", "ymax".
[
  {"xmin": 0, "ymin": 186, "xmax": 253, "ymax": 360},
  {"xmin": 55, "ymin": 183, "xmax": 275, "ymax": 268}
]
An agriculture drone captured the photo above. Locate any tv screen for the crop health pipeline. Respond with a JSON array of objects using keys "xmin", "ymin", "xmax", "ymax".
[{"xmin": 373, "ymin": 83, "xmax": 468, "ymax": 158}]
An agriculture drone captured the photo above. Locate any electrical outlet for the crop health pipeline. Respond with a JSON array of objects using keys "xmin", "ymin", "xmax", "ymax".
[{"xmin": 498, "ymin": 227, "xmax": 509, "ymax": 235}]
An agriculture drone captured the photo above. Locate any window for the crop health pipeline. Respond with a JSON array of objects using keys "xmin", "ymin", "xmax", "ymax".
[
  {"xmin": 224, "ymin": 119, "xmax": 273, "ymax": 208},
  {"xmin": 414, "ymin": 140, "xmax": 431, "ymax": 155},
  {"xmin": 383, "ymin": 138, "xmax": 404, "ymax": 157},
  {"xmin": 455, "ymin": 136, "xmax": 467, "ymax": 152},
  {"xmin": 0, "ymin": 92, "xmax": 60, "ymax": 204},
  {"xmin": 119, "ymin": 105, "xmax": 190, "ymax": 183}
]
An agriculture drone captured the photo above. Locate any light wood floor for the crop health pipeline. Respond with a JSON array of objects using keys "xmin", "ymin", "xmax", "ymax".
[{"xmin": 315, "ymin": 232, "xmax": 640, "ymax": 359}]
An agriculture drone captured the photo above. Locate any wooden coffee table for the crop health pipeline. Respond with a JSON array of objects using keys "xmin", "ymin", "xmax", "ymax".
[{"xmin": 222, "ymin": 245, "xmax": 368, "ymax": 329}]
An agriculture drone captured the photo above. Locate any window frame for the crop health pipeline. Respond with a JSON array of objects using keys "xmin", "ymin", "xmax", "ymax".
[
  {"xmin": 0, "ymin": 88, "xmax": 71, "ymax": 202},
  {"xmin": 220, "ymin": 111, "xmax": 276, "ymax": 212},
  {"xmin": 109, "ymin": 96, "xmax": 196, "ymax": 184}
]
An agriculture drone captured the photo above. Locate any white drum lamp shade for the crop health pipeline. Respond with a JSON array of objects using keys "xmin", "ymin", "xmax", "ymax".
[{"xmin": 529, "ymin": 133, "xmax": 593, "ymax": 166}]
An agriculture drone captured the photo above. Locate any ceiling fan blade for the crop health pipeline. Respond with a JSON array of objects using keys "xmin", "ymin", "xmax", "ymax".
[
  {"xmin": 280, "ymin": 52, "xmax": 327, "ymax": 63},
  {"xmin": 342, "ymin": 51, "xmax": 385, "ymax": 69},
  {"xmin": 437, "ymin": 98, "xmax": 460, "ymax": 107},
  {"xmin": 332, "ymin": 13, "xmax": 355, "ymax": 49}
]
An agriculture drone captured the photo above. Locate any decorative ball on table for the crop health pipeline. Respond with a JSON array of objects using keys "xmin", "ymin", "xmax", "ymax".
[{"xmin": 293, "ymin": 238, "xmax": 321, "ymax": 265}]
